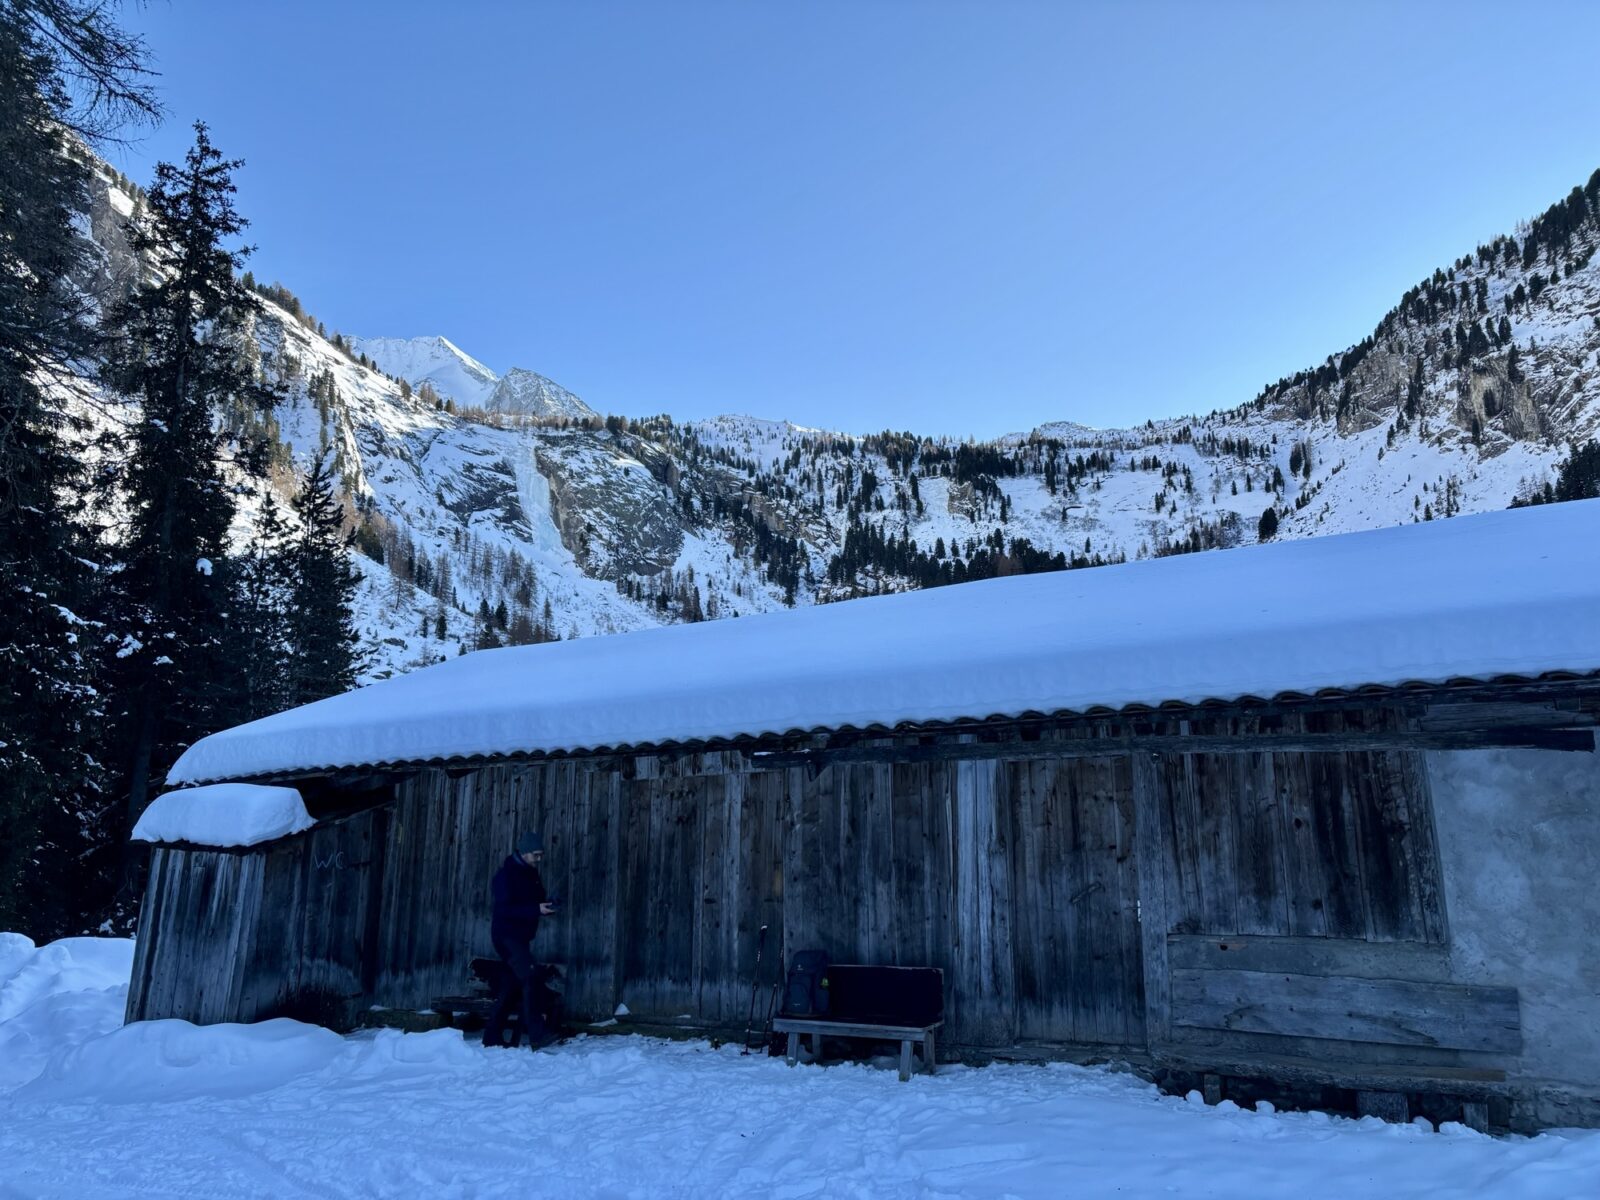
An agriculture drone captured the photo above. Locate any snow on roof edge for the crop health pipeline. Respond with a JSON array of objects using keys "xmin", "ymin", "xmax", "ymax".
[
  {"xmin": 167, "ymin": 501, "xmax": 1600, "ymax": 787},
  {"xmin": 132, "ymin": 784, "xmax": 314, "ymax": 848},
  {"xmin": 166, "ymin": 672, "xmax": 1598, "ymax": 787}
]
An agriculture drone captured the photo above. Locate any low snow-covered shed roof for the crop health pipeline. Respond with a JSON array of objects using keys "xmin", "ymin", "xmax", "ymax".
[
  {"xmin": 131, "ymin": 784, "xmax": 315, "ymax": 847},
  {"xmin": 168, "ymin": 500, "xmax": 1600, "ymax": 786}
]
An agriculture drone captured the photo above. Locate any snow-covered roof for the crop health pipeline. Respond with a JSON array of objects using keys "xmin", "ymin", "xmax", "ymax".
[
  {"xmin": 132, "ymin": 784, "xmax": 314, "ymax": 847},
  {"xmin": 168, "ymin": 501, "xmax": 1600, "ymax": 786}
]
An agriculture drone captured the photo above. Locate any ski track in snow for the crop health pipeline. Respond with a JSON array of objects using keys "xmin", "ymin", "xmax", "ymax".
[{"xmin": 3, "ymin": 936, "xmax": 1600, "ymax": 1199}]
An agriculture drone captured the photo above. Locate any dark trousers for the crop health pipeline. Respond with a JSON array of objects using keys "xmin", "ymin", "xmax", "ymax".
[{"xmin": 483, "ymin": 931, "xmax": 547, "ymax": 1047}]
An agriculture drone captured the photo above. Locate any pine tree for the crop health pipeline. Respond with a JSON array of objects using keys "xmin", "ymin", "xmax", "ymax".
[
  {"xmin": 1549, "ymin": 441, "xmax": 1600, "ymax": 502},
  {"xmin": 0, "ymin": 10, "xmax": 99, "ymax": 933},
  {"xmin": 472, "ymin": 615, "xmax": 502, "ymax": 651},
  {"xmin": 0, "ymin": 1, "xmax": 156, "ymax": 936},
  {"xmin": 1511, "ymin": 441, "xmax": 1600, "ymax": 507},
  {"xmin": 100, "ymin": 123, "xmax": 267, "ymax": 837},
  {"xmin": 1257, "ymin": 507, "xmax": 1279, "ymax": 541},
  {"xmin": 284, "ymin": 452, "xmax": 362, "ymax": 707},
  {"xmin": 227, "ymin": 490, "xmax": 293, "ymax": 723}
]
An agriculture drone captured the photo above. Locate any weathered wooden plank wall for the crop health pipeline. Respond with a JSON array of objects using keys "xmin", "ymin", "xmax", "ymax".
[
  {"xmin": 1155, "ymin": 932, "xmax": 1516, "ymax": 1072},
  {"xmin": 126, "ymin": 847, "xmax": 265, "ymax": 1024},
  {"xmin": 1009, "ymin": 754, "xmax": 1144, "ymax": 1047},
  {"xmin": 948, "ymin": 756, "xmax": 1015, "ymax": 1047},
  {"xmin": 1150, "ymin": 715, "xmax": 1448, "ymax": 944},
  {"xmin": 127, "ymin": 812, "xmax": 391, "ymax": 1026},
  {"xmin": 325, "ymin": 749, "xmax": 1148, "ymax": 1049},
  {"xmin": 129, "ymin": 718, "xmax": 1457, "ymax": 1059}
]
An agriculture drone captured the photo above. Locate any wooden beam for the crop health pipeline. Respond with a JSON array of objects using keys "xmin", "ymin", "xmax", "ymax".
[
  {"xmin": 1166, "ymin": 933, "xmax": 1453, "ymax": 983},
  {"xmin": 1171, "ymin": 968, "xmax": 1522, "ymax": 1053},
  {"xmin": 1151, "ymin": 1046, "xmax": 1512, "ymax": 1098},
  {"xmin": 1419, "ymin": 700, "xmax": 1594, "ymax": 732},
  {"xmin": 750, "ymin": 727, "xmax": 1594, "ymax": 768}
]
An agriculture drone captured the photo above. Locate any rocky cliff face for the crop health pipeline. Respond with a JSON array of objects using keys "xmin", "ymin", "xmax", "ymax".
[
  {"xmin": 487, "ymin": 368, "xmax": 596, "ymax": 421},
  {"xmin": 533, "ymin": 437, "xmax": 683, "ymax": 579}
]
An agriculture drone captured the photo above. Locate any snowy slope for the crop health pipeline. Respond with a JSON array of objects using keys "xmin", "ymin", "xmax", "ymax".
[
  {"xmin": 3, "ymin": 934, "xmax": 1599, "ymax": 1198},
  {"xmin": 252, "ymin": 303, "xmax": 666, "ymax": 671}
]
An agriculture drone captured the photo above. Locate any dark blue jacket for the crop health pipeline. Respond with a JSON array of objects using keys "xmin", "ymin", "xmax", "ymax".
[{"xmin": 490, "ymin": 854, "xmax": 547, "ymax": 942}]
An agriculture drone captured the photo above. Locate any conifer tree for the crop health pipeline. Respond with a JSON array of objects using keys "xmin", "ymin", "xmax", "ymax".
[
  {"xmin": 284, "ymin": 452, "xmax": 363, "ymax": 707},
  {"xmin": 0, "ymin": 1, "xmax": 155, "ymax": 935},
  {"xmin": 100, "ymin": 123, "xmax": 267, "ymax": 834},
  {"xmin": 1257, "ymin": 507, "xmax": 1279, "ymax": 541},
  {"xmin": 0, "ymin": 9, "xmax": 99, "ymax": 930},
  {"xmin": 227, "ymin": 490, "xmax": 293, "ymax": 723}
]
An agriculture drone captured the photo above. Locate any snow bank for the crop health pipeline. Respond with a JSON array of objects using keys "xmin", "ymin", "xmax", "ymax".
[
  {"xmin": 0, "ymin": 936, "xmax": 133, "ymax": 1023},
  {"xmin": 18, "ymin": 1018, "xmax": 344, "ymax": 1104},
  {"xmin": 169, "ymin": 501, "xmax": 1600, "ymax": 785},
  {"xmin": 0, "ymin": 931, "xmax": 36, "ymax": 989},
  {"xmin": 131, "ymin": 783, "xmax": 313, "ymax": 846},
  {"xmin": 0, "ymin": 935, "xmax": 133, "ymax": 1092}
]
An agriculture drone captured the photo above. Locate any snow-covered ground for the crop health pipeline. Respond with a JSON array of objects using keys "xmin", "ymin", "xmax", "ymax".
[{"xmin": 3, "ymin": 935, "xmax": 1598, "ymax": 1198}]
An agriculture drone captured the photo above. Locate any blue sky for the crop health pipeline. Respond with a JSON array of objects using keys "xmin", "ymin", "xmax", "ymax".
[{"xmin": 113, "ymin": 1, "xmax": 1600, "ymax": 436}]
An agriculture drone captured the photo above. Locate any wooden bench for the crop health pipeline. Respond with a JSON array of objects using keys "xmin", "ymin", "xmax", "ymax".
[{"xmin": 773, "ymin": 964, "xmax": 943, "ymax": 1082}]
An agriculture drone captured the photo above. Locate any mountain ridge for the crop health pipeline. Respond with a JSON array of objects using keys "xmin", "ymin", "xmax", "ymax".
[{"xmin": 68, "ymin": 159, "xmax": 1600, "ymax": 686}]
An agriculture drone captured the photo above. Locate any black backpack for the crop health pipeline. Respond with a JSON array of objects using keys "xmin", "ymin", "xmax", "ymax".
[{"xmin": 783, "ymin": 949, "xmax": 831, "ymax": 1016}]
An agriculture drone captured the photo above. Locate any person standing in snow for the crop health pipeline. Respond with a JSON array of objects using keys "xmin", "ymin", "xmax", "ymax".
[{"xmin": 483, "ymin": 831, "xmax": 559, "ymax": 1049}]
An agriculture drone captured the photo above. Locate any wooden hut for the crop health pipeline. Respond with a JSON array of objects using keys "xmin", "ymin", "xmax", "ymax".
[{"xmin": 127, "ymin": 502, "xmax": 1600, "ymax": 1130}]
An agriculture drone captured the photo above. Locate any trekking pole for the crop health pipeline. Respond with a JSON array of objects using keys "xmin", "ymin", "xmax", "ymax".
[{"xmin": 741, "ymin": 924, "xmax": 769, "ymax": 1055}]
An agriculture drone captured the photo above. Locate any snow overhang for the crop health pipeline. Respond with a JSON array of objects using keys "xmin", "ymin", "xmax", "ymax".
[{"xmin": 131, "ymin": 784, "xmax": 315, "ymax": 848}]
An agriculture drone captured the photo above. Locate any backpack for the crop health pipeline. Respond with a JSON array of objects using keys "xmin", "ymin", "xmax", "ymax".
[{"xmin": 783, "ymin": 949, "xmax": 831, "ymax": 1016}]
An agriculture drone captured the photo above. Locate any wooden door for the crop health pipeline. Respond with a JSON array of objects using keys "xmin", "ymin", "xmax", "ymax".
[{"xmin": 1008, "ymin": 755, "xmax": 1146, "ymax": 1047}]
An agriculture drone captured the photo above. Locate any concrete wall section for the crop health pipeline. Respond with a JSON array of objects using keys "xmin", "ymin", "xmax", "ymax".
[{"xmin": 1427, "ymin": 748, "xmax": 1600, "ymax": 1127}]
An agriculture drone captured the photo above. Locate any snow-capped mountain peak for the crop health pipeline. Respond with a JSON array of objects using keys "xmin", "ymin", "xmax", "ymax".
[
  {"xmin": 353, "ymin": 335, "xmax": 594, "ymax": 423},
  {"xmin": 351, "ymin": 334, "xmax": 499, "ymax": 409}
]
